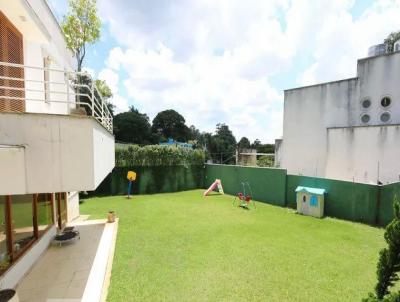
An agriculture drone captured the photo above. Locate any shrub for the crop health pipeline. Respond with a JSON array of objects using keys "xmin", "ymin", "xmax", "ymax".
[
  {"xmin": 115, "ymin": 145, "xmax": 205, "ymax": 167},
  {"xmin": 364, "ymin": 195, "xmax": 400, "ymax": 301}
]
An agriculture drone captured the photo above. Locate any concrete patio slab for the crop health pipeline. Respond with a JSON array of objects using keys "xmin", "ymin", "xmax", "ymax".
[{"xmin": 16, "ymin": 218, "xmax": 118, "ymax": 302}]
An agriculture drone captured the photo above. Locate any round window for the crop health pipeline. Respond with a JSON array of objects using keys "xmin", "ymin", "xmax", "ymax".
[
  {"xmin": 381, "ymin": 97, "xmax": 391, "ymax": 108},
  {"xmin": 361, "ymin": 114, "xmax": 370, "ymax": 124},
  {"xmin": 361, "ymin": 99, "xmax": 371, "ymax": 109},
  {"xmin": 380, "ymin": 112, "xmax": 391, "ymax": 123}
]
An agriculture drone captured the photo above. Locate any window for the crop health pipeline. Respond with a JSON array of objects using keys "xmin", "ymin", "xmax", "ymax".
[
  {"xmin": 0, "ymin": 192, "xmax": 62, "ymax": 276},
  {"xmin": 381, "ymin": 97, "xmax": 391, "ymax": 108},
  {"xmin": 380, "ymin": 112, "xmax": 391, "ymax": 123},
  {"xmin": 302, "ymin": 195, "xmax": 307, "ymax": 202},
  {"xmin": 0, "ymin": 11, "xmax": 25, "ymax": 113},
  {"xmin": 361, "ymin": 99, "xmax": 371, "ymax": 109},
  {"xmin": 11, "ymin": 195, "xmax": 35, "ymax": 257},
  {"xmin": 36, "ymin": 193, "xmax": 54, "ymax": 236},
  {"xmin": 0, "ymin": 196, "xmax": 10, "ymax": 274},
  {"xmin": 361, "ymin": 114, "xmax": 370, "ymax": 124}
]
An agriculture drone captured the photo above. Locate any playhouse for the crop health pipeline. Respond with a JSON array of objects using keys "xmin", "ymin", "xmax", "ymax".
[{"xmin": 295, "ymin": 186, "xmax": 326, "ymax": 218}]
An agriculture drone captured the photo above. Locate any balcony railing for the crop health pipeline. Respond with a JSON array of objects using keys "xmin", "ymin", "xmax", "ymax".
[{"xmin": 0, "ymin": 61, "xmax": 113, "ymax": 132}]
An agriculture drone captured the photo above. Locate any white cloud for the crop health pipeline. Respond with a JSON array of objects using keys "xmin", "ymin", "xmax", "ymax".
[
  {"xmin": 98, "ymin": 68, "xmax": 129, "ymax": 113},
  {"xmin": 297, "ymin": 0, "xmax": 400, "ymax": 86},
  {"xmin": 94, "ymin": 0, "xmax": 400, "ymax": 142}
]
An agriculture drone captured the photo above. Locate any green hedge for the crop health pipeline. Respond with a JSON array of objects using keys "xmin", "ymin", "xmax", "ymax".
[
  {"xmin": 115, "ymin": 145, "xmax": 205, "ymax": 167},
  {"xmin": 89, "ymin": 166, "xmax": 204, "ymax": 196}
]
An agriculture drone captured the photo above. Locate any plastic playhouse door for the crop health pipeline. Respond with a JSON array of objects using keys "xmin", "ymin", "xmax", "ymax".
[{"xmin": 301, "ymin": 194, "xmax": 309, "ymax": 215}]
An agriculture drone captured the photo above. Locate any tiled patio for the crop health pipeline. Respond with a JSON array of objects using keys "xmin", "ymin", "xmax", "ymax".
[{"xmin": 16, "ymin": 219, "xmax": 118, "ymax": 302}]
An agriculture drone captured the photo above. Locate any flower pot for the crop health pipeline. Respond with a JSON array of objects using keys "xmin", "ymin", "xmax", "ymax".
[
  {"xmin": 0, "ymin": 289, "xmax": 19, "ymax": 302},
  {"xmin": 107, "ymin": 211, "xmax": 116, "ymax": 223}
]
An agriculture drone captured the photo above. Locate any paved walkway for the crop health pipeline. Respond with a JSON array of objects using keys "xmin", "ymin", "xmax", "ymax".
[{"xmin": 16, "ymin": 219, "xmax": 117, "ymax": 302}]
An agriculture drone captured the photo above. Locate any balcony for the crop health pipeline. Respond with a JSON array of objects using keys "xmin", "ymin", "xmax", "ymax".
[{"xmin": 0, "ymin": 62, "xmax": 115, "ymax": 195}]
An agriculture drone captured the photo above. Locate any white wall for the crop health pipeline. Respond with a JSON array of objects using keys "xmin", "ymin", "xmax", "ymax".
[
  {"xmin": 326, "ymin": 125, "xmax": 400, "ymax": 184},
  {"xmin": 0, "ymin": 146, "xmax": 26, "ymax": 195},
  {"xmin": 279, "ymin": 51, "xmax": 400, "ymax": 184},
  {"xmin": 0, "ymin": 112, "xmax": 115, "ymax": 195},
  {"xmin": 67, "ymin": 191, "xmax": 80, "ymax": 221},
  {"xmin": 0, "ymin": 0, "xmax": 76, "ymax": 115},
  {"xmin": 93, "ymin": 125, "xmax": 116, "ymax": 189}
]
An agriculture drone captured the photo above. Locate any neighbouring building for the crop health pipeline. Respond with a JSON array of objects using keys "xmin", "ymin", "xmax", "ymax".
[
  {"xmin": 0, "ymin": 0, "xmax": 114, "ymax": 288},
  {"xmin": 275, "ymin": 44, "xmax": 400, "ymax": 185},
  {"xmin": 236, "ymin": 149, "xmax": 258, "ymax": 166}
]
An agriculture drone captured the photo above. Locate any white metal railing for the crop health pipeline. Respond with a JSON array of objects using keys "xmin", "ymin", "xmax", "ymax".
[{"xmin": 0, "ymin": 61, "xmax": 113, "ymax": 132}]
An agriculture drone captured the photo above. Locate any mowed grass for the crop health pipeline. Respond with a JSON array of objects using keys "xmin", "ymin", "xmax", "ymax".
[{"xmin": 80, "ymin": 190, "xmax": 385, "ymax": 302}]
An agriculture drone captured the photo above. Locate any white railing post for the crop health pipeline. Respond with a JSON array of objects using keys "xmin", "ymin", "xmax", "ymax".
[
  {"xmin": 101, "ymin": 99, "xmax": 104, "ymax": 123},
  {"xmin": 90, "ymin": 79, "xmax": 95, "ymax": 117}
]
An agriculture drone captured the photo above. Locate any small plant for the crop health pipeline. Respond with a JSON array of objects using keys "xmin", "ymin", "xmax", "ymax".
[{"xmin": 364, "ymin": 195, "xmax": 400, "ymax": 301}]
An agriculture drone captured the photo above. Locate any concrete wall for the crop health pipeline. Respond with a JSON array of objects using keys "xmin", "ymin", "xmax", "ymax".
[
  {"xmin": 205, "ymin": 164, "xmax": 287, "ymax": 206},
  {"xmin": 326, "ymin": 125, "xmax": 400, "ymax": 184},
  {"xmin": 279, "ymin": 51, "xmax": 400, "ymax": 184},
  {"xmin": 0, "ymin": 146, "xmax": 26, "ymax": 195},
  {"xmin": 0, "ymin": 112, "xmax": 115, "ymax": 195},
  {"xmin": 67, "ymin": 191, "xmax": 80, "ymax": 221}
]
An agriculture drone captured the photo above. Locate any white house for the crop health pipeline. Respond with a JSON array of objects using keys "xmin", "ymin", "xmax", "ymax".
[
  {"xmin": 0, "ymin": 0, "xmax": 115, "ymax": 288},
  {"xmin": 275, "ymin": 44, "xmax": 400, "ymax": 185}
]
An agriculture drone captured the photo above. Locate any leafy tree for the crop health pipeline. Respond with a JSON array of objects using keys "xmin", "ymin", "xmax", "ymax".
[
  {"xmin": 95, "ymin": 79, "xmax": 115, "ymax": 116},
  {"xmin": 209, "ymin": 123, "xmax": 236, "ymax": 164},
  {"xmin": 364, "ymin": 195, "xmax": 400, "ymax": 301},
  {"xmin": 73, "ymin": 74, "xmax": 115, "ymax": 116},
  {"xmin": 61, "ymin": 0, "xmax": 101, "ymax": 72},
  {"xmin": 251, "ymin": 139, "xmax": 261, "ymax": 149},
  {"xmin": 113, "ymin": 106, "xmax": 153, "ymax": 144},
  {"xmin": 257, "ymin": 143, "xmax": 275, "ymax": 154},
  {"xmin": 152, "ymin": 109, "xmax": 190, "ymax": 142},
  {"xmin": 384, "ymin": 31, "xmax": 400, "ymax": 53},
  {"xmin": 257, "ymin": 155, "xmax": 274, "ymax": 167},
  {"xmin": 238, "ymin": 137, "xmax": 251, "ymax": 150}
]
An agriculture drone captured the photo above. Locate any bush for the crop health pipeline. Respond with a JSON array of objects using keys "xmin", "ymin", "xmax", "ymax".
[
  {"xmin": 363, "ymin": 195, "xmax": 400, "ymax": 301},
  {"xmin": 115, "ymin": 145, "xmax": 205, "ymax": 167},
  {"xmin": 257, "ymin": 155, "xmax": 274, "ymax": 167}
]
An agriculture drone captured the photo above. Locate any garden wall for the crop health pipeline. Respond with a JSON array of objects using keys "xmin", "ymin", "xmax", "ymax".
[
  {"xmin": 91, "ymin": 165, "xmax": 204, "ymax": 196},
  {"xmin": 286, "ymin": 175, "xmax": 379, "ymax": 225},
  {"xmin": 205, "ymin": 164, "xmax": 399, "ymax": 226},
  {"xmin": 205, "ymin": 164, "xmax": 287, "ymax": 206}
]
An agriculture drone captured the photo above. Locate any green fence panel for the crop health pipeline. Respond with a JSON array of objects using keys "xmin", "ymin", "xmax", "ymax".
[
  {"xmin": 378, "ymin": 182, "xmax": 400, "ymax": 226},
  {"xmin": 205, "ymin": 164, "xmax": 287, "ymax": 206},
  {"xmin": 286, "ymin": 175, "xmax": 378, "ymax": 224},
  {"xmin": 90, "ymin": 165, "xmax": 204, "ymax": 196}
]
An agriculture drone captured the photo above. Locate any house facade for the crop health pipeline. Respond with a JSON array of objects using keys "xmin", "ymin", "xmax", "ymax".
[
  {"xmin": 275, "ymin": 46, "xmax": 400, "ymax": 184},
  {"xmin": 0, "ymin": 0, "xmax": 115, "ymax": 288}
]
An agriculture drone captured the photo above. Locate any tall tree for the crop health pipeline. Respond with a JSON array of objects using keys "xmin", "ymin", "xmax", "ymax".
[
  {"xmin": 237, "ymin": 137, "xmax": 251, "ymax": 150},
  {"xmin": 61, "ymin": 0, "xmax": 101, "ymax": 72},
  {"xmin": 251, "ymin": 139, "xmax": 262, "ymax": 149},
  {"xmin": 113, "ymin": 106, "xmax": 153, "ymax": 144},
  {"xmin": 152, "ymin": 109, "xmax": 189, "ymax": 142},
  {"xmin": 209, "ymin": 123, "xmax": 236, "ymax": 164}
]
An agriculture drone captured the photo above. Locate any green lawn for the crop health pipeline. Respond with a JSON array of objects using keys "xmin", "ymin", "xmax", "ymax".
[{"xmin": 80, "ymin": 190, "xmax": 385, "ymax": 302}]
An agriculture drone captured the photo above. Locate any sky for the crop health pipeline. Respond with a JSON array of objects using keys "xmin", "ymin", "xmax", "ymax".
[{"xmin": 47, "ymin": 0, "xmax": 400, "ymax": 143}]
